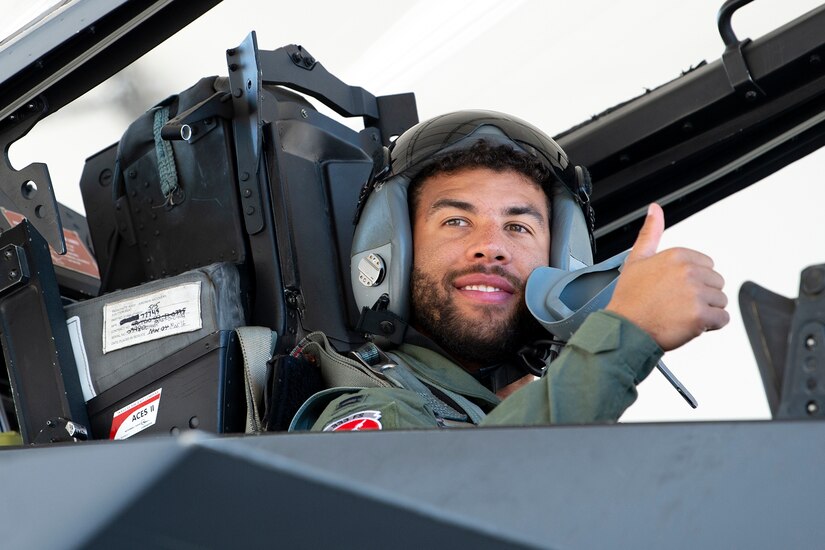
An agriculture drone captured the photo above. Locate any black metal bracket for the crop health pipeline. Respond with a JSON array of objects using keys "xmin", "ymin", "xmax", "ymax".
[
  {"xmin": 0, "ymin": 97, "xmax": 66, "ymax": 253},
  {"xmin": 740, "ymin": 263, "xmax": 825, "ymax": 420},
  {"xmin": 779, "ymin": 264, "xmax": 825, "ymax": 419},
  {"xmin": 717, "ymin": 0, "xmax": 766, "ymax": 100},
  {"xmin": 269, "ymin": 44, "xmax": 379, "ymax": 119},
  {"xmin": 226, "ymin": 33, "xmax": 267, "ymax": 236},
  {"xmin": 0, "ymin": 220, "xmax": 89, "ymax": 443},
  {"xmin": 226, "ymin": 34, "xmax": 419, "ymax": 237}
]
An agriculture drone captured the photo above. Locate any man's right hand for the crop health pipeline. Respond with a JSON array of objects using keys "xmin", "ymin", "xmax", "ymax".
[{"xmin": 605, "ymin": 203, "xmax": 729, "ymax": 351}]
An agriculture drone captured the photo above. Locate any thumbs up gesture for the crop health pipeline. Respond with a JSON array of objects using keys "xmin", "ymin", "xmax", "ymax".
[{"xmin": 605, "ymin": 203, "xmax": 730, "ymax": 351}]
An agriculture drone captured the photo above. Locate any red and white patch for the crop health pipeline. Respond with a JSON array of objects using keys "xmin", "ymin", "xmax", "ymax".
[
  {"xmin": 110, "ymin": 388, "xmax": 162, "ymax": 440},
  {"xmin": 323, "ymin": 410, "xmax": 382, "ymax": 432}
]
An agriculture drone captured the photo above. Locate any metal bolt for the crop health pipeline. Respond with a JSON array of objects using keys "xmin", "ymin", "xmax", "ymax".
[
  {"xmin": 745, "ymin": 90, "xmax": 758, "ymax": 101},
  {"xmin": 128, "ymin": 169, "xmax": 137, "ymax": 179},
  {"xmin": 806, "ymin": 336, "xmax": 817, "ymax": 351},
  {"xmin": 300, "ymin": 109, "xmax": 308, "ymax": 119},
  {"xmin": 240, "ymin": 172, "xmax": 249, "ymax": 181},
  {"xmin": 802, "ymin": 267, "xmax": 825, "ymax": 296},
  {"xmin": 98, "ymin": 168, "xmax": 112, "ymax": 187},
  {"xmin": 243, "ymin": 189, "xmax": 252, "ymax": 198},
  {"xmin": 229, "ymin": 63, "xmax": 238, "ymax": 72},
  {"xmin": 379, "ymin": 320, "xmax": 395, "ymax": 335},
  {"xmin": 3, "ymin": 249, "xmax": 12, "ymax": 259},
  {"xmin": 227, "ymin": 48, "xmax": 236, "ymax": 56},
  {"xmin": 234, "ymin": 88, "xmax": 243, "ymax": 98},
  {"xmin": 246, "ymin": 206, "xmax": 255, "ymax": 215},
  {"xmin": 807, "ymin": 401, "xmax": 819, "ymax": 415},
  {"xmin": 8, "ymin": 270, "xmax": 18, "ymax": 280}
]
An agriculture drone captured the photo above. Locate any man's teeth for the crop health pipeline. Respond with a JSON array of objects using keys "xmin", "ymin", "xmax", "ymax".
[{"xmin": 462, "ymin": 284, "xmax": 502, "ymax": 292}]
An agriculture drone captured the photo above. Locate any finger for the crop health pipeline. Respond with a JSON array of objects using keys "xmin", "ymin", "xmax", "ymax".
[
  {"xmin": 627, "ymin": 203, "xmax": 665, "ymax": 262},
  {"xmin": 664, "ymin": 247, "xmax": 715, "ymax": 269},
  {"xmin": 703, "ymin": 307, "xmax": 731, "ymax": 331},
  {"xmin": 697, "ymin": 266, "xmax": 725, "ymax": 290},
  {"xmin": 702, "ymin": 288, "xmax": 729, "ymax": 309}
]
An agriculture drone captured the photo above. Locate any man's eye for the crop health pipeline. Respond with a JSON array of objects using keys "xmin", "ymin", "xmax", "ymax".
[
  {"xmin": 444, "ymin": 218, "xmax": 469, "ymax": 227},
  {"xmin": 505, "ymin": 223, "xmax": 530, "ymax": 234}
]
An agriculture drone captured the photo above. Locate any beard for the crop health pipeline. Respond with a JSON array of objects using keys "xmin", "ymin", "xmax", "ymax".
[{"xmin": 410, "ymin": 265, "xmax": 544, "ymax": 367}]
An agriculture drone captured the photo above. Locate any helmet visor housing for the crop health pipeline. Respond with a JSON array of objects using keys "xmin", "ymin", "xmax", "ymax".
[{"xmin": 379, "ymin": 110, "xmax": 575, "ymax": 197}]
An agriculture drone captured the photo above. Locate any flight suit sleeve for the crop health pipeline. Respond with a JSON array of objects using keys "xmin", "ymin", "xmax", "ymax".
[
  {"xmin": 481, "ymin": 310, "xmax": 663, "ymax": 426},
  {"xmin": 300, "ymin": 388, "xmax": 443, "ymax": 431}
]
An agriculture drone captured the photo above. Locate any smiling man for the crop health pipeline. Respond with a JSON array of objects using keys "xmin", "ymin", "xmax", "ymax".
[
  {"xmin": 293, "ymin": 110, "xmax": 728, "ymax": 431},
  {"xmin": 410, "ymin": 163, "xmax": 550, "ymax": 371}
]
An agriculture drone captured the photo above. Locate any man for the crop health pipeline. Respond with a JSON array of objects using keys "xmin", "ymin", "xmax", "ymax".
[{"xmin": 292, "ymin": 110, "xmax": 728, "ymax": 431}]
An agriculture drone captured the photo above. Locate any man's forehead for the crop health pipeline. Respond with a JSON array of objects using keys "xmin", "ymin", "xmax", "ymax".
[{"xmin": 416, "ymin": 167, "xmax": 550, "ymax": 217}]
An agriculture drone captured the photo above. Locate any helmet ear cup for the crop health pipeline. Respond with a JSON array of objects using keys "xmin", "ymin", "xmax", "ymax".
[
  {"xmin": 350, "ymin": 175, "xmax": 413, "ymax": 320},
  {"xmin": 548, "ymin": 167, "xmax": 594, "ymax": 271}
]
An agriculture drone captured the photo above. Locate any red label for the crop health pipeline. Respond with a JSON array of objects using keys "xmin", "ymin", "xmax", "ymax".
[
  {"xmin": 332, "ymin": 418, "xmax": 382, "ymax": 431},
  {"xmin": 2, "ymin": 208, "xmax": 100, "ymax": 279}
]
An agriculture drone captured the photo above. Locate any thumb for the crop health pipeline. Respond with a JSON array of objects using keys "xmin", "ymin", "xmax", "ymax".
[{"xmin": 627, "ymin": 203, "xmax": 664, "ymax": 262}]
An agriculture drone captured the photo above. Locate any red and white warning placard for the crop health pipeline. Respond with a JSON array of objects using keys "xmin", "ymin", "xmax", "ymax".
[
  {"xmin": 110, "ymin": 388, "xmax": 162, "ymax": 440},
  {"xmin": 1, "ymin": 208, "xmax": 100, "ymax": 279}
]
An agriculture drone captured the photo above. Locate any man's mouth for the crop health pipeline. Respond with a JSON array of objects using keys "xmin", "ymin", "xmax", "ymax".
[
  {"xmin": 451, "ymin": 272, "xmax": 519, "ymax": 305},
  {"xmin": 460, "ymin": 284, "xmax": 504, "ymax": 293}
]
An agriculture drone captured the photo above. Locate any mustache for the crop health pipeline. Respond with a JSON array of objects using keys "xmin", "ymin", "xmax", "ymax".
[{"xmin": 443, "ymin": 265, "xmax": 523, "ymax": 291}]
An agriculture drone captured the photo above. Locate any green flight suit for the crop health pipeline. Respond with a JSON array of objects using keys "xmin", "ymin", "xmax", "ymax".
[{"xmin": 293, "ymin": 311, "xmax": 662, "ymax": 431}]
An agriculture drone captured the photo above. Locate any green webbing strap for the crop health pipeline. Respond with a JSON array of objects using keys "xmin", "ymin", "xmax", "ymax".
[
  {"xmin": 386, "ymin": 351, "xmax": 487, "ymax": 425},
  {"xmin": 152, "ymin": 106, "xmax": 180, "ymax": 199},
  {"xmin": 375, "ymin": 351, "xmax": 468, "ymax": 423},
  {"xmin": 236, "ymin": 327, "xmax": 277, "ymax": 434}
]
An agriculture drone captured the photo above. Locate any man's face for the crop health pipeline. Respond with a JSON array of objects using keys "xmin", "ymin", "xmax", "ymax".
[{"xmin": 410, "ymin": 167, "xmax": 551, "ymax": 368}]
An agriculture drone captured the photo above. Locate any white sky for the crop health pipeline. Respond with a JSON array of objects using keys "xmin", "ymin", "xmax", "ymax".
[{"xmin": 6, "ymin": 0, "xmax": 825, "ymax": 422}]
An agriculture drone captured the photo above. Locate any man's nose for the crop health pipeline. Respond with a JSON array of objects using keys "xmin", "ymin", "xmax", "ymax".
[{"xmin": 467, "ymin": 227, "xmax": 510, "ymax": 263}]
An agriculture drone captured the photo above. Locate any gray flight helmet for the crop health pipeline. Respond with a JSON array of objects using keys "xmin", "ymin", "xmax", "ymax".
[{"xmin": 351, "ymin": 110, "xmax": 595, "ymax": 324}]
